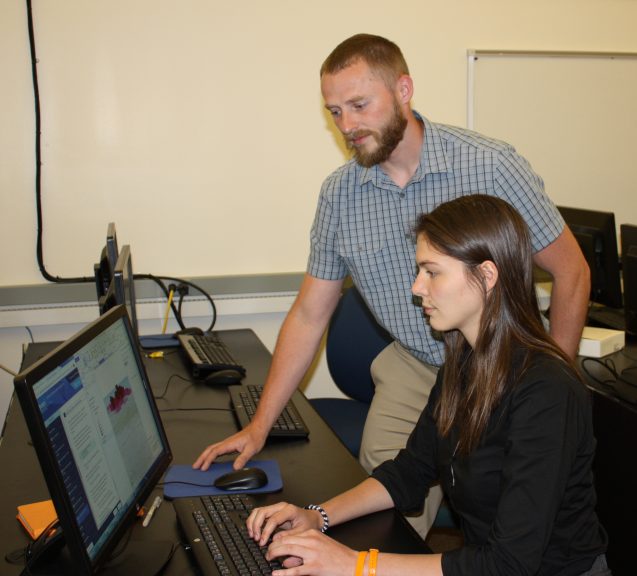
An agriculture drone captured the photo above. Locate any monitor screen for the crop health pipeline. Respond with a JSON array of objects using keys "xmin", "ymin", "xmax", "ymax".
[
  {"xmin": 98, "ymin": 245, "xmax": 139, "ymax": 341},
  {"xmin": 13, "ymin": 305, "xmax": 172, "ymax": 575},
  {"xmin": 94, "ymin": 223, "xmax": 119, "ymax": 300},
  {"xmin": 558, "ymin": 206, "xmax": 623, "ymax": 309},
  {"xmin": 621, "ymin": 224, "xmax": 637, "ymax": 335}
]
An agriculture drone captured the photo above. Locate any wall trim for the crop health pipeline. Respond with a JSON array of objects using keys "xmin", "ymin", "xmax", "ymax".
[
  {"xmin": 0, "ymin": 272, "xmax": 305, "ymax": 307},
  {"xmin": 0, "ymin": 273, "xmax": 304, "ymax": 328}
]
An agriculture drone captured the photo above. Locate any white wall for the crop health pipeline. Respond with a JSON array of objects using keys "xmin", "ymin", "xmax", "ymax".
[
  {"xmin": 2, "ymin": 0, "xmax": 637, "ymax": 286},
  {"xmin": 2, "ymin": 0, "xmax": 637, "ymax": 424}
]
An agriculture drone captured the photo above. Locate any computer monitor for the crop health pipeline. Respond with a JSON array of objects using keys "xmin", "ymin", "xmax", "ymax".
[
  {"xmin": 94, "ymin": 223, "xmax": 119, "ymax": 300},
  {"xmin": 558, "ymin": 206, "xmax": 623, "ymax": 309},
  {"xmin": 13, "ymin": 305, "xmax": 172, "ymax": 575},
  {"xmin": 621, "ymin": 224, "xmax": 637, "ymax": 335},
  {"xmin": 98, "ymin": 245, "xmax": 139, "ymax": 341}
]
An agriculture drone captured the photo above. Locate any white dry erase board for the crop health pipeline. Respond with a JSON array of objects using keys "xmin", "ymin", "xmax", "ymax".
[{"xmin": 467, "ymin": 50, "xmax": 637, "ymax": 239}]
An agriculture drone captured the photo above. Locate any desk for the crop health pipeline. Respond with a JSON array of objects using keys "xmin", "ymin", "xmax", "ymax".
[
  {"xmin": 579, "ymin": 337, "xmax": 637, "ymax": 576},
  {"xmin": 0, "ymin": 329, "xmax": 427, "ymax": 575}
]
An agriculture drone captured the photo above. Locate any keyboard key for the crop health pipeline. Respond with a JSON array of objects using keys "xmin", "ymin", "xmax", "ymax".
[{"xmin": 229, "ymin": 385, "xmax": 309, "ymax": 439}]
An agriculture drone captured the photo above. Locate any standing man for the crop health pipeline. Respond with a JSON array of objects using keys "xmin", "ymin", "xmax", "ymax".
[{"xmin": 194, "ymin": 34, "xmax": 590, "ymax": 539}]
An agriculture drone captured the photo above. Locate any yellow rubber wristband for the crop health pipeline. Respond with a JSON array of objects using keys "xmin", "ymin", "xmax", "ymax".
[
  {"xmin": 354, "ymin": 551, "xmax": 367, "ymax": 576},
  {"xmin": 369, "ymin": 548, "xmax": 379, "ymax": 576}
]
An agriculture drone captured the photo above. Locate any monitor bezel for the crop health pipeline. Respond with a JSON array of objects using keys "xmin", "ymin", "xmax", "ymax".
[
  {"xmin": 558, "ymin": 205, "xmax": 623, "ymax": 309},
  {"xmin": 112, "ymin": 244, "xmax": 139, "ymax": 340},
  {"xmin": 13, "ymin": 305, "xmax": 172, "ymax": 575},
  {"xmin": 621, "ymin": 224, "xmax": 637, "ymax": 334},
  {"xmin": 94, "ymin": 222, "xmax": 120, "ymax": 300},
  {"xmin": 105, "ymin": 222, "xmax": 119, "ymax": 270}
]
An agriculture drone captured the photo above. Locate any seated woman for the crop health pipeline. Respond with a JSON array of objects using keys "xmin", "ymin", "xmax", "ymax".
[{"xmin": 246, "ymin": 195, "xmax": 609, "ymax": 576}]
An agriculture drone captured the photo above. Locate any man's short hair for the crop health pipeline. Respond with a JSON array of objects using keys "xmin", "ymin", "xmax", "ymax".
[{"xmin": 320, "ymin": 33, "xmax": 410, "ymax": 88}]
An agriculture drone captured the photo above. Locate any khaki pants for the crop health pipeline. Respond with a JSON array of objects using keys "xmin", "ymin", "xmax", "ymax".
[{"xmin": 360, "ymin": 341, "xmax": 443, "ymax": 539}]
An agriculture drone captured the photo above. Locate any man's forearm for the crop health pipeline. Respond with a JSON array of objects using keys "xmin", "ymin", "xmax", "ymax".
[
  {"xmin": 548, "ymin": 271, "xmax": 590, "ymax": 358},
  {"xmin": 251, "ymin": 275, "xmax": 343, "ymax": 431}
]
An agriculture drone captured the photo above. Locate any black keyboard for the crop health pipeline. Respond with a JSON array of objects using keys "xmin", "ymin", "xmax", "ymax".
[
  {"xmin": 177, "ymin": 332, "xmax": 246, "ymax": 378},
  {"xmin": 229, "ymin": 385, "xmax": 310, "ymax": 438},
  {"xmin": 174, "ymin": 494, "xmax": 281, "ymax": 576}
]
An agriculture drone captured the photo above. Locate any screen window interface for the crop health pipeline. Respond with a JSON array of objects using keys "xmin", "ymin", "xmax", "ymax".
[{"xmin": 33, "ymin": 318, "xmax": 163, "ymax": 560}]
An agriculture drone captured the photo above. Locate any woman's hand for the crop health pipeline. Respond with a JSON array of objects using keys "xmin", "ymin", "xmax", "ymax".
[
  {"xmin": 247, "ymin": 502, "xmax": 322, "ymax": 546},
  {"xmin": 267, "ymin": 529, "xmax": 357, "ymax": 576}
]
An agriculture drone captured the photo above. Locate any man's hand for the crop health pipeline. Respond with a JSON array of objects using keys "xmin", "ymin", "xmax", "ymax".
[{"xmin": 192, "ymin": 424, "xmax": 267, "ymax": 471}]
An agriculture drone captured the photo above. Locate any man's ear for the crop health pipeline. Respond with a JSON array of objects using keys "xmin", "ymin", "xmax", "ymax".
[
  {"xmin": 479, "ymin": 260, "xmax": 499, "ymax": 292},
  {"xmin": 396, "ymin": 74, "xmax": 413, "ymax": 104}
]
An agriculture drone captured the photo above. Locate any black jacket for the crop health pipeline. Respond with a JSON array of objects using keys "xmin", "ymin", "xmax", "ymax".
[{"xmin": 372, "ymin": 353, "xmax": 607, "ymax": 576}]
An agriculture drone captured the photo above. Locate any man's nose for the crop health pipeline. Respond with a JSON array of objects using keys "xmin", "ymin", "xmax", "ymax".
[{"xmin": 338, "ymin": 110, "xmax": 356, "ymax": 135}]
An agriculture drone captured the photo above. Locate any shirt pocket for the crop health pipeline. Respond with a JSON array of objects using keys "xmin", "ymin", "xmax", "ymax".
[{"xmin": 336, "ymin": 222, "xmax": 386, "ymax": 259}]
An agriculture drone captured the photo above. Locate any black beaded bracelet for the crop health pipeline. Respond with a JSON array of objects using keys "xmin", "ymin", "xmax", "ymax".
[{"xmin": 304, "ymin": 504, "xmax": 329, "ymax": 533}]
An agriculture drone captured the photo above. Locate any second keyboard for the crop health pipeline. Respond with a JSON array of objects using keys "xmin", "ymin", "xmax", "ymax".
[{"xmin": 229, "ymin": 385, "xmax": 309, "ymax": 438}]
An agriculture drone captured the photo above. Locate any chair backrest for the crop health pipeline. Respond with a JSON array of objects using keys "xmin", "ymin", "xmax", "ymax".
[{"xmin": 326, "ymin": 286, "xmax": 393, "ymax": 403}]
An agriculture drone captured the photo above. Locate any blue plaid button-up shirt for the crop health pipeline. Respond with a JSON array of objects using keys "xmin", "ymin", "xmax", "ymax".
[{"xmin": 307, "ymin": 114, "xmax": 563, "ymax": 366}]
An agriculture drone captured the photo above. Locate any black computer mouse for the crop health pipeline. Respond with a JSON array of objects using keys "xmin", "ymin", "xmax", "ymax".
[
  {"xmin": 214, "ymin": 467, "xmax": 268, "ymax": 491},
  {"xmin": 204, "ymin": 369, "xmax": 244, "ymax": 386}
]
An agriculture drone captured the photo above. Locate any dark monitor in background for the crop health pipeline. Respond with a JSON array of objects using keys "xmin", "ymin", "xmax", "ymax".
[
  {"xmin": 94, "ymin": 223, "xmax": 119, "ymax": 300},
  {"xmin": 13, "ymin": 305, "xmax": 172, "ymax": 575},
  {"xmin": 99, "ymin": 245, "xmax": 139, "ymax": 341},
  {"xmin": 621, "ymin": 224, "xmax": 637, "ymax": 335},
  {"xmin": 558, "ymin": 206, "xmax": 623, "ymax": 309}
]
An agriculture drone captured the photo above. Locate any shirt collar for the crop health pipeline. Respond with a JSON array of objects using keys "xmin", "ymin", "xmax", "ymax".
[{"xmin": 357, "ymin": 111, "xmax": 452, "ymax": 189}]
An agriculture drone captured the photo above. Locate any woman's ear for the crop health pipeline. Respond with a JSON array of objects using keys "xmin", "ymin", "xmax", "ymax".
[{"xmin": 479, "ymin": 260, "xmax": 499, "ymax": 292}]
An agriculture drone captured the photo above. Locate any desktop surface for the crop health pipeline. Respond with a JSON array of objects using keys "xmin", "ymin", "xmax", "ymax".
[
  {"xmin": 578, "ymin": 335, "xmax": 637, "ymax": 576},
  {"xmin": 1, "ymin": 329, "xmax": 427, "ymax": 575}
]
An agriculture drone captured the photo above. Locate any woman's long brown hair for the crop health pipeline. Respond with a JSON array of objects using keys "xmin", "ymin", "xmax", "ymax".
[{"xmin": 415, "ymin": 195, "xmax": 577, "ymax": 455}]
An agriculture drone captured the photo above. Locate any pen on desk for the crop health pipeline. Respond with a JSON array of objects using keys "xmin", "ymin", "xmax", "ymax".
[{"xmin": 142, "ymin": 496, "xmax": 162, "ymax": 528}]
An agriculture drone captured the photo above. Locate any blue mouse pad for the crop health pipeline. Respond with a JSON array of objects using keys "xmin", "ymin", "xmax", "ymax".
[
  {"xmin": 138, "ymin": 333, "xmax": 181, "ymax": 349},
  {"xmin": 162, "ymin": 460, "xmax": 282, "ymax": 499}
]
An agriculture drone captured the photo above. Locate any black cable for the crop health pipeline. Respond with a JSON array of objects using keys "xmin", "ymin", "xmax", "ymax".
[
  {"xmin": 151, "ymin": 372, "xmax": 189, "ymax": 400},
  {"xmin": 26, "ymin": 0, "xmax": 91, "ymax": 284},
  {"xmin": 25, "ymin": 326, "xmax": 35, "ymax": 343},
  {"xmin": 581, "ymin": 356, "xmax": 637, "ymax": 406},
  {"xmin": 580, "ymin": 356, "xmax": 619, "ymax": 387},
  {"xmin": 25, "ymin": 1, "xmax": 218, "ymax": 333},
  {"xmin": 152, "ymin": 374, "xmax": 235, "ymax": 412},
  {"xmin": 151, "ymin": 542, "xmax": 179, "ymax": 576},
  {"xmin": 136, "ymin": 273, "xmax": 217, "ymax": 332},
  {"xmin": 104, "ymin": 521, "xmax": 135, "ymax": 562},
  {"xmin": 620, "ymin": 347, "xmax": 637, "ymax": 364},
  {"xmin": 157, "ymin": 480, "xmax": 220, "ymax": 489},
  {"xmin": 159, "ymin": 407, "xmax": 233, "ymax": 413}
]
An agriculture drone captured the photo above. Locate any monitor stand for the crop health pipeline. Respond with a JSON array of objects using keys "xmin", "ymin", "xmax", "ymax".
[
  {"xmin": 101, "ymin": 539, "xmax": 175, "ymax": 576},
  {"xmin": 23, "ymin": 536, "xmax": 175, "ymax": 576}
]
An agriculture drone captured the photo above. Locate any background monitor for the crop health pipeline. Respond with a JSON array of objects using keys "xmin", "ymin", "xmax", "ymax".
[
  {"xmin": 13, "ymin": 305, "xmax": 172, "ymax": 575},
  {"xmin": 98, "ymin": 245, "xmax": 139, "ymax": 341},
  {"xmin": 94, "ymin": 223, "xmax": 119, "ymax": 300},
  {"xmin": 621, "ymin": 224, "xmax": 637, "ymax": 335},
  {"xmin": 558, "ymin": 206, "xmax": 623, "ymax": 309}
]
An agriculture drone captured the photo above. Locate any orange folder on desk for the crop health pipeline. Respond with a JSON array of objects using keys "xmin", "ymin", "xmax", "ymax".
[{"xmin": 16, "ymin": 499, "xmax": 58, "ymax": 540}]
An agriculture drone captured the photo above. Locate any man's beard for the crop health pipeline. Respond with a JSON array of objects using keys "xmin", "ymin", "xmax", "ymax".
[{"xmin": 347, "ymin": 102, "xmax": 408, "ymax": 168}]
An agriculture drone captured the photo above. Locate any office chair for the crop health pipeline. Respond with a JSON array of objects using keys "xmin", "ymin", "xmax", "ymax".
[
  {"xmin": 310, "ymin": 285, "xmax": 392, "ymax": 458},
  {"xmin": 310, "ymin": 285, "xmax": 459, "ymax": 531}
]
